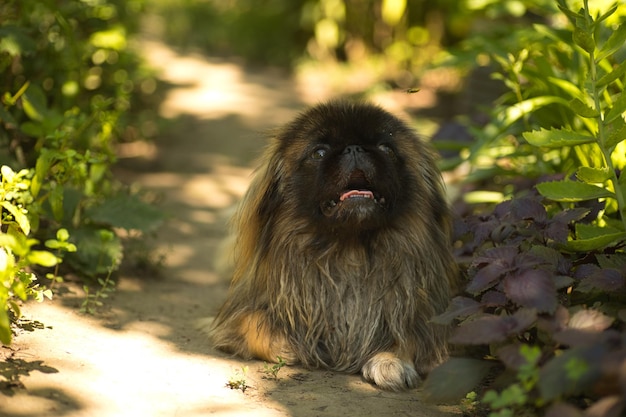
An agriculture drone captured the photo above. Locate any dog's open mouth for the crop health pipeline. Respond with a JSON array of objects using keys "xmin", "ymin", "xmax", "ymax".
[
  {"xmin": 340, "ymin": 190, "xmax": 374, "ymax": 201},
  {"xmin": 321, "ymin": 170, "xmax": 386, "ymax": 217},
  {"xmin": 339, "ymin": 189, "xmax": 386, "ymax": 205},
  {"xmin": 321, "ymin": 190, "xmax": 386, "ymax": 216}
]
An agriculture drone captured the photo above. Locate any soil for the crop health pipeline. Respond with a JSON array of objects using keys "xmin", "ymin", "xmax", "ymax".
[{"xmin": 0, "ymin": 39, "xmax": 461, "ymax": 417}]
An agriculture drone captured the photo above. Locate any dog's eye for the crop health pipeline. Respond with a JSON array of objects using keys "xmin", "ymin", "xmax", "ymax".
[
  {"xmin": 311, "ymin": 147, "xmax": 328, "ymax": 160},
  {"xmin": 378, "ymin": 144, "xmax": 395, "ymax": 156}
]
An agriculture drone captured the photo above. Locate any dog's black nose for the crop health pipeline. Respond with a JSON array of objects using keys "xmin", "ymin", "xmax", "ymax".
[{"xmin": 343, "ymin": 145, "xmax": 365, "ymax": 155}]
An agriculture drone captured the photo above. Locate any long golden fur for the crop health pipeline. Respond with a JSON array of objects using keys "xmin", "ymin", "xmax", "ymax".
[{"xmin": 211, "ymin": 101, "xmax": 457, "ymax": 391}]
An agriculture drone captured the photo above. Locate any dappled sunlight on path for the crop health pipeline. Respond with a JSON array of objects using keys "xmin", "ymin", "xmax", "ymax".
[
  {"xmin": 142, "ymin": 39, "xmax": 301, "ymax": 126},
  {"xmin": 6, "ymin": 300, "xmax": 288, "ymax": 417}
]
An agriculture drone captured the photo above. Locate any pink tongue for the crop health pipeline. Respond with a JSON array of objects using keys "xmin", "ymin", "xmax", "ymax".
[{"xmin": 340, "ymin": 190, "xmax": 374, "ymax": 201}]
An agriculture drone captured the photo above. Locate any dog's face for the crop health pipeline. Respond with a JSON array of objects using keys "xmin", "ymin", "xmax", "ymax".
[{"xmin": 274, "ymin": 102, "xmax": 426, "ymax": 233}]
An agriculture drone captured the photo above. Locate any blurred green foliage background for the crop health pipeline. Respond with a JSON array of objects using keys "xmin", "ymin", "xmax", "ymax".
[{"xmin": 2, "ymin": 1, "xmax": 626, "ymax": 414}]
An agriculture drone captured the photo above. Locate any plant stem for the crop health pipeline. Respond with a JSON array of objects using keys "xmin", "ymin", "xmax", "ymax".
[{"xmin": 584, "ymin": 0, "xmax": 626, "ymax": 231}]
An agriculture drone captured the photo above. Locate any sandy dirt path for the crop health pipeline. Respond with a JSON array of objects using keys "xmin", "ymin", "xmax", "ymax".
[{"xmin": 0, "ymin": 40, "xmax": 461, "ymax": 417}]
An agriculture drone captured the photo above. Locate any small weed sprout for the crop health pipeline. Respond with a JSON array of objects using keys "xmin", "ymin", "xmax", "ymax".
[
  {"xmin": 226, "ymin": 366, "xmax": 249, "ymax": 392},
  {"xmin": 80, "ymin": 268, "xmax": 116, "ymax": 315},
  {"xmin": 44, "ymin": 228, "xmax": 77, "ymax": 287},
  {"xmin": 262, "ymin": 356, "xmax": 286, "ymax": 380}
]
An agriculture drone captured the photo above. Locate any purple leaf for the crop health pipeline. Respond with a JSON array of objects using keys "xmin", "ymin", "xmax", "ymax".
[
  {"xmin": 422, "ymin": 358, "xmax": 495, "ymax": 404},
  {"xmin": 471, "ymin": 219, "xmax": 500, "ymax": 247},
  {"xmin": 554, "ymin": 275, "xmax": 575, "ymax": 290},
  {"xmin": 467, "ymin": 246, "xmax": 519, "ymax": 294},
  {"xmin": 537, "ymin": 305, "xmax": 570, "ymax": 334},
  {"xmin": 574, "ymin": 263, "xmax": 600, "ymax": 279},
  {"xmin": 431, "ymin": 296, "xmax": 482, "ymax": 325},
  {"xmin": 473, "ymin": 246, "xmax": 519, "ymax": 266},
  {"xmin": 552, "ymin": 207, "xmax": 591, "ymax": 224},
  {"xmin": 467, "ymin": 262, "xmax": 509, "ymax": 294},
  {"xmin": 450, "ymin": 309, "xmax": 536, "ymax": 345},
  {"xmin": 546, "ymin": 209, "xmax": 590, "ymax": 243},
  {"xmin": 451, "ymin": 315, "xmax": 511, "ymax": 345},
  {"xmin": 511, "ymin": 197, "xmax": 547, "ymax": 222},
  {"xmin": 539, "ymin": 344, "xmax": 606, "ymax": 400},
  {"xmin": 544, "ymin": 221, "xmax": 570, "ymax": 242},
  {"xmin": 528, "ymin": 245, "xmax": 572, "ymax": 274},
  {"xmin": 553, "ymin": 328, "xmax": 619, "ymax": 347},
  {"xmin": 503, "ymin": 268, "xmax": 557, "ymax": 313},
  {"xmin": 493, "ymin": 200, "xmax": 513, "ymax": 218},
  {"xmin": 496, "ymin": 344, "xmax": 527, "ymax": 370},
  {"xmin": 578, "ymin": 268, "xmax": 625, "ymax": 292},
  {"xmin": 481, "ymin": 290, "xmax": 507, "ymax": 307}
]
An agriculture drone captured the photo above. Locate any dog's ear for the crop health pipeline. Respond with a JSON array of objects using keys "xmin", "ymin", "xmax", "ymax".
[{"xmin": 232, "ymin": 138, "xmax": 286, "ymax": 273}]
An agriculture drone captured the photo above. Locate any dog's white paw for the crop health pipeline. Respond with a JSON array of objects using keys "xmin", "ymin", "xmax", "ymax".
[{"xmin": 361, "ymin": 352, "xmax": 420, "ymax": 391}]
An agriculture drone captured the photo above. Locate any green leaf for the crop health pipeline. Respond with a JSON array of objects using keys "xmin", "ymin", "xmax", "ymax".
[
  {"xmin": 4, "ymin": 226, "xmax": 30, "ymax": 256},
  {"xmin": 596, "ymin": 22, "xmax": 626, "ymax": 62},
  {"xmin": 536, "ymin": 180, "xmax": 614, "ymax": 202},
  {"xmin": 539, "ymin": 345, "xmax": 606, "ymax": 400},
  {"xmin": 0, "ymin": 233, "xmax": 18, "ymax": 251},
  {"xmin": 605, "ymin": 118, "xmax": 626, "ymax": 150},
  {"xmin": 57, "ymin": 228, "xmax": 70, "ymax": 242},
  {"xmin": 500, "ymin": 97, "xmax": 569, "ymax": 127},
  {"xmin": 0, "ymin": 25, "xmax": 36, "ymax": 56},
  {"xmin": 596, "ymin": 4, "xmax": 618, "ymax": 25},
  {"xmin": 523, "ymin": 128, "xmax": 595, "ymax": 148},
  {"xmin": 49, "ymin": 185, "xmax": 64, "ymax": 222},
  {"xmin": 20, "ymin": 121, "xmax": 44, "ymax": 137},
  {"xmin": 0, "ymin": 308, "xmax": 11, "ymax": 345},
  {"xmin": 86, "ymin": 195, "xmax": 164, "ymax": 232},
  {"xmin": 573, "ymin": 26, "xmax": 594, "ymax": 54},
  {"xmin": 0, "ymin": 201, "xmax": 31, "ymax": 236},
  {"xmin": 569, "ymin": 98, "xmax": 599, "ymax": 118},
  {"xmin": 576, "ymin": 166, "xmax": 611, "ymax": 183},
  {"xmin": 0, "ymin": 104, "xmax": 17, "ymax": 126},
  {"xmin": 557, "ymin": 1, "xmax": 580, "ymax": 25},
  {"xmin": 597, "ymin": 60, "xmax": 626, "ymax": 88},
  {"xmin": 564, "ymin": 231, "xmax": 626, "ymax": 252},
  {"xmin": 31, "ymin": 153, "xmax": 52, "ymax": 198},
  {"xmin": 27, "ymin": 250, "xmax": 59, "ymax": 267},
  {"xmin": 605, "ymin": 91, "xmax": 626, "ymax": 124},
  {"xmin": 8, "ymin": 300, "xmax": 21, "ymax": 319},
  {"xmin": 576, "ymin": 223, "xmax": 623, "ymax": 239},
  {"xmin": 547, "ymin": 77, "xmax": 584, "ymax": 99},
  {"xmin": 66, "ymin": 227, "xmax": 123, "ymax": 276},
  {"xmin": 21, "ymin": 85, "xmax": 48, "ymax": 122},
  {"xmin": 483, "ymin": 384, "xmax": 527, "ymax": 409}
]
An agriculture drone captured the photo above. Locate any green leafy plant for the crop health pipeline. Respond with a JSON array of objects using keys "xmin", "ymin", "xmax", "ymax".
[
  {"xmin": 0, "ymin": 165, "xmax": 57, "ymax": 344},
  {"xmin": 424, "ymin": 1, "xmax": 626, "ymax": 415},
  {"xmin": 44, "ymin": 228, "xmax": 78, "ymax": 285},
  {"xmin": 0, "ymin": 0, "xmax": 163, "ymax": 341},
  {"xmin": 80, "ymin": 268, "xmax": 116, "ymax": 315},
  {"xmin": 444, "ymin": 0, "xmax": 626, "ymax": 198},
  {"xmin": 480, "ymin": 345, "xmax": 542, "ymax": 417},
  {"xmin": 523, "ymin": 0, "xmax": 626, "ymax": 250},
  {"xmin": 262, "ymin": 356, "xmax": 287, "ymax": 380}
]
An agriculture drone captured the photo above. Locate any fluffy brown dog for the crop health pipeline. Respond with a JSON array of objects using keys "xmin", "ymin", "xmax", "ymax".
[{"xmin": 211, "ymin": 101, "xmax": 456, "ymax": 391}]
